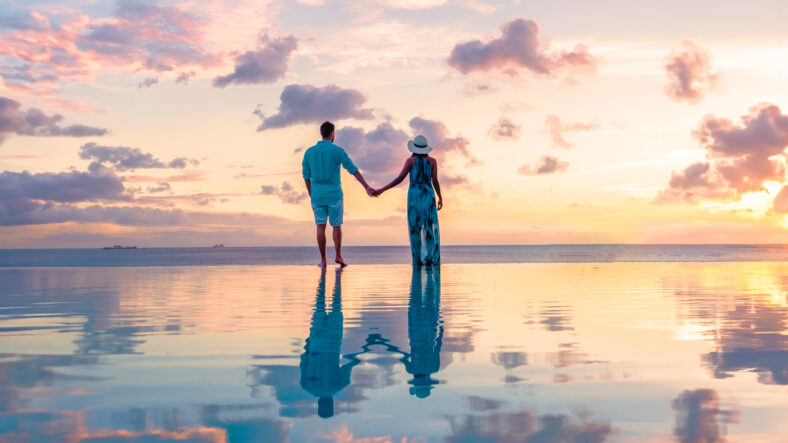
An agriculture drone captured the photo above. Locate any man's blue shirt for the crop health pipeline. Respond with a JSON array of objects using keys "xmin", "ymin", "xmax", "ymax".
[{"xmin": 302, "ymin": 140, "xmax": 359, "ymax": 206}]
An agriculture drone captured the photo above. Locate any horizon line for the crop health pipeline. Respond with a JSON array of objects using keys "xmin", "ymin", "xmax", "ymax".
[{"xmin": 2, "ymin": 243, "xmax": 788, "ymax": 251}]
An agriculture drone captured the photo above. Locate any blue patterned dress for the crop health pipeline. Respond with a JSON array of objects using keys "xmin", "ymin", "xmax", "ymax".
[{"xmin": 408, "ymin": 156, "xmax": 440, "ymax": 266}]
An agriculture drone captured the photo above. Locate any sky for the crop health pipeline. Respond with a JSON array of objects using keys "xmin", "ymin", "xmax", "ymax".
[{"xmin": 1, "ymin": 0, "xmax": 788, "ymax": 247}]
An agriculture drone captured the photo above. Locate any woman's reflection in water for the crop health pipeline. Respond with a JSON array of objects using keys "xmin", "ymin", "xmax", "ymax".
[
  {"xmin": 402, "ymin": 266, "xmax": 443, "ymax": 398},
  {"xmin": 300, "ymin": 268, "xmax": 360, "ymax": 418}
]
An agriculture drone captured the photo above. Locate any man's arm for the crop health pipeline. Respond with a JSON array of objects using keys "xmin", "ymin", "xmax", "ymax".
[
  {"xmin": 340, "ymin": 148, "xmax": 375, "ymax": 196},
  {"xmin": 302, "ymin": 153, "xmax": 312, "ymax": 197},
  {"xmin": 353, "ymin": 171, "xmax": 375, "ymax": 197}
]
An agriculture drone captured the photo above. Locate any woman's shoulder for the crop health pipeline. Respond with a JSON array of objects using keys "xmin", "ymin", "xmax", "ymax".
[{"xmin": 428, "ymin": 156, "xmax": 438, "ymax": 165}]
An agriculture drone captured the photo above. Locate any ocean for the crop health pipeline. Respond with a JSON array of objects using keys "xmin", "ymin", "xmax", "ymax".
[
  {"xmin": 2, "ymin": 243, "xmax": 788, "ymax": 267},
  {"xmin": 4, "ymin": 248, "xmax": 788, "ymax": 441}
]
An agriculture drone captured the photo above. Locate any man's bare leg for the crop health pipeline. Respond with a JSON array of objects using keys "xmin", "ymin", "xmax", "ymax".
[
  {"xmin": 317, "ymin": 224, "xmax": 327, "ymax": 267},
  {"xmin": 333, "ymin": 226, "xmax": 347, "ymax": 267}
]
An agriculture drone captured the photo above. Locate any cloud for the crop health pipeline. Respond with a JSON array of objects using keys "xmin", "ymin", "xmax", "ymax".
[
  {"xmin": 518, "ymin": 155, "xmax": 569, "ymax": 175},
  {"xmin": 0, "ymin": 12, "xmax": 51, "ymax": 31},
  {"xmin": 657, "ymin": 103, "xmax": 788, "ymax": 204},
  {"xmin": 655, "ymin": 162, "xmax": 735, "ymax": 203},
  {"xmin": 76, "ymin": 0, "xmax": 220, "ymax": 72},
  {"xmin": 664, "ymin": 41, "xmax": 719, "ymax": 104},
  {"xmin": 336, "ymin": 117, "xmax": 479, "ymax": 188},
  {"xmin": 0, "ymin": 167, "xmax": 133, "ymax": 226},
  {"xmin": 255, "ymin": 84, "xmax": 374, "ymax": 130},
  {"xmin": 213, "ymin": 34, "xmax": 298, "ymax": 87},
  {"xmin": 147, "ymin": 182, "xmax": 171, "ymax": 193},
  {"xmin": 79, "ymin": 143, "xmax": 199, "ymax": 171},
  {"xmin": 0, "ymin": 97, "xmax": 107, "ymax": 145},
  {"xmin": 175, "ymin": 71, "xmax": 196, "ymax": 84},
  {"xmin": 774, "ymin": 185, "xmax": 788, "ymax": 213},
  {"xmin": 336, "ymin": 122, "xmax": 410, "ymax": 176},
  {"xmin": 458, "ymin": 80, "xmax": 498, "ymax": 96},
  {"xmin": 137, "ymin": 77, "xmax": 158, "ymax": 88},
  {"xmin": 261, "ymin": 181, "xmax": 307, "ymax": 204},
  {"xmin": 0, "ymin": 1, "xmax": 219, "ymax": 97},
  {"xmin": 542, "ymin": 115, "xmax": 598, "ymax": 148},
  {"xmin": 135, "ymin": 192, "xmax": 238, "ymax": 207},
  {"xmin": 409, "ymin": 116, "xmax": 478, "ymax": 165},
  {"xmin": 487, "ymin": 116, "xmax": 521, "ymax": 141},
  {"xmin": 447, "ymin": 18, "xmax": 597, "ymax": 76}
]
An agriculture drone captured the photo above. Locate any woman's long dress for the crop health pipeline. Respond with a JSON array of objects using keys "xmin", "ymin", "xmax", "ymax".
[{"xmin": 407, "ymin": 156, "xmax": 440, "ymax": 266}]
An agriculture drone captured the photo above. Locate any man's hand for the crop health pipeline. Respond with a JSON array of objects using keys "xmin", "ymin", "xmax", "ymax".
[{"xmin": 366, "ymin": 187, "xmax": 378, "ymax": 197}]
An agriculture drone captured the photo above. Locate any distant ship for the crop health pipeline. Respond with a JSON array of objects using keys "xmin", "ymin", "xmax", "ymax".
[
  {"xmin": 213, "ymin": 244, "xmax": 225, "ymax": 248},
  {"xmin": 103, "ymin": 245, "xmax": 137, "ymax": 249}
]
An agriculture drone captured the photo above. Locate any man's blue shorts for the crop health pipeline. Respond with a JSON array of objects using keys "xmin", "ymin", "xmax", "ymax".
[{"xmin": 311, "ymin": 199, "xmax": 343, "ymax": 226}]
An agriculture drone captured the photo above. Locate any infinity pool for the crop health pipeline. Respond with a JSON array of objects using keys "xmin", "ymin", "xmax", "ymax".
[{"xmin": 1, "ymin": 263, "xmax": 787, "ymax": 441}]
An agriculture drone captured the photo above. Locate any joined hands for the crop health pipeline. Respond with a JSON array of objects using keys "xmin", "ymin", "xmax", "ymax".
[{"xmin": 366, "ymin": 187, "xmax": 381, "ymax": 198}]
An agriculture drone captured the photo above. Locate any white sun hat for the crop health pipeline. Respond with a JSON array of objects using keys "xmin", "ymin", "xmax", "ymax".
[{"xmin": 407, "ymin": 135, "xmax": 432, "ymax": 154}]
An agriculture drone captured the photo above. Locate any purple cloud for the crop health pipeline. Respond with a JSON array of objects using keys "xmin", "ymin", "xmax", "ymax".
[
  {"xmin": 137, "ymin": 77, "xmax": 158, "ymax": 88},
  {"xmin": 447, "ymin": 18, "xmax": 597, "ymax": 76},
  {"xmin": 518, "ymin": 155, "xmax": 569, "ymax": 175},
  {"xmin": 0, "ymin": 13, "xmax": 51, "ymax": 31},
  {"xmin": 409, "ymin": 116, "xmax": 478, "ymax": 165},
  {"xmin": 664, "ymin": 41, "xmax": 719, "ymax": 104},
  {"xmin": 79, "ymin": 143, "xmax": 199, "ymax": 172},
  {"xmin": 213, "ymin": 34, "xmax": 298, "ymax": 88},
  {"xmin": 335, "ymin": 118, "xmax": 479, "ymax": 189},
  {"xmin": 260, "ymin": 181, "xmax": 307, "ymax": 204},
  {"xmin": 487, "ymin": 116, "xmax": 521, "ymax": 141},
  {"xmin": 146, "ymin": 182, "xmax": 171, "ymax": 194},
  {"xmin": 0, "ymin": 166, "xmax": 133, "ymax": 226},
  {"xmin": 0, "ymin": 96, "xmax": 107, "ymax": 145},
  {"xmin": 336, "ymin": 122, "xmax": 410, "ymax": 176},
  {"xmin": 255, "ymin": 84, "xmax": 374, "ymax": 131},
  {"xmin": 175, "ymin": 71, "xmax": 195, "ymax": 84}
]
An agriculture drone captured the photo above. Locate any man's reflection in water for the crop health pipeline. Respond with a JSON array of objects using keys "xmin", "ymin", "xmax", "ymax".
[
  {"xmin": 401, "ymin": 266, "xmax": 443, "ymax": 398},
  {"xmin": 300, "ymin": 268, "xmax": 360, "ymax": 418}
]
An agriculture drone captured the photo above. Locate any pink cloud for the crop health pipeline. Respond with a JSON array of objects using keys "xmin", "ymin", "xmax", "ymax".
[
  {"xmin": 656, "ymin": 103, "xmax": 788, "ymax": 204},
  {"xmin": 664, "ymin": 41, "xmax": 718, "ymax": 104},
  {"xmin": 542, "ymin": 115, "xmax": 598, "ymax": 148},
  {"xmin": 0, "ymin": 2, "xmax": 219, "ymax": 98},
  {"xmin": 0, "ymin": 96, "xmax": 107, "ymax": 144},
  {"xmin": 447, "ymin": 18, "xmax": 597, "ymax": 77},
  {"xmin": 487, "ymin": 116, "xmax": 521, "ymax": 141}
]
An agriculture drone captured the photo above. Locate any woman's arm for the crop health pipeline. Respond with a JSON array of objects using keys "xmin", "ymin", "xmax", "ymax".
[
  {"xmin": 375, "ymin": 158, "xmax": 414, "ymax": 195},
  {"xmin": 431, "ymin": 159, "xmax": 443, "ymax": 210}
]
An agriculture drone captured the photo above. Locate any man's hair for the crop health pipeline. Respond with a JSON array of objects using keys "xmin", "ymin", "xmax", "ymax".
[{"xmin": 320, "ymin": 121, "xmax": 335, "ymax": 139}]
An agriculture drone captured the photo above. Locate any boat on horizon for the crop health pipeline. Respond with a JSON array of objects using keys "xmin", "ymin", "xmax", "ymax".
[{"xmin": 102, "ymin": 245, "xmax": 137, "ymax": 250}]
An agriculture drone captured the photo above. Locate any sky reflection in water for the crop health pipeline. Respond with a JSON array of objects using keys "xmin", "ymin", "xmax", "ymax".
[{"xmin": 1, "ymin": 263, "xmax": 788, "ymax": 441}]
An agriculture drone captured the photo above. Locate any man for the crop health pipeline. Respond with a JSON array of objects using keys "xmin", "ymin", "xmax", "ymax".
[{"xmin": 302, "ymin": 121, "xmax": 374, "ymax": 267}]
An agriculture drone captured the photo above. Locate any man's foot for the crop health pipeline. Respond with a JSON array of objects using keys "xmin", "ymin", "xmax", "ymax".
[
  {"xmin": 318, "ymin": 261, "xmax": 327, "ymax": 268},
  {"xmin": 335, "ymin": 257, "xmax": 348, "ymax": 268}
]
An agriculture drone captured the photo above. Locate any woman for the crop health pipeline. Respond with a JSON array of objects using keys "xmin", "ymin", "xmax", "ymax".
[{"xmin": 374, "ymin": 135, "xmax": 442, "ymax": 266}]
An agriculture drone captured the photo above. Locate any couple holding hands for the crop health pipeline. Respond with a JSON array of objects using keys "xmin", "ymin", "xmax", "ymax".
[{"xmin": 302, "ymin": 121, "xmax": 442, "ymax": 268}]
